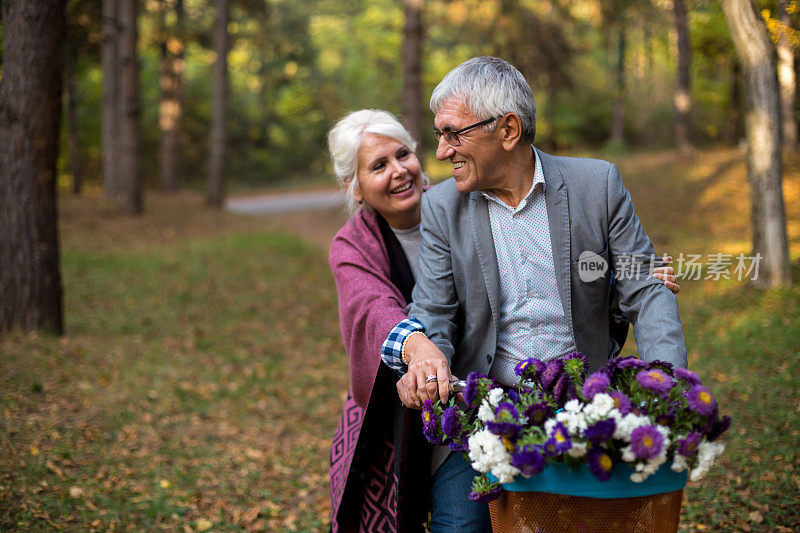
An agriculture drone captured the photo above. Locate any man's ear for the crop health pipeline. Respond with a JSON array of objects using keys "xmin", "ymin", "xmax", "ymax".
[{"xmin": 499, "ymin": 113, "xmax": 523, "ymax": 151}]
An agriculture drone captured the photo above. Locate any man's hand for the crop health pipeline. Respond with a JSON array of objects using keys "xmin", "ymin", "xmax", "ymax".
[
  {"xmin": 653, "ymin": 256, "xmax": 680, "ymax": 294},
  {"xmin": 396, "ymin": 333, "xmax": 452, "ymax": 409}
]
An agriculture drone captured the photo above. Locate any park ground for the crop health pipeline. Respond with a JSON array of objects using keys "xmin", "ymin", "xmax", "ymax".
[{"xmin": 1, "ymin": 147, "xmax": 799, "ymax": 531}]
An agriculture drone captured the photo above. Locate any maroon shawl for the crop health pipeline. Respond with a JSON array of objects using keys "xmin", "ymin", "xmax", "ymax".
[{"xmin": 328, "ymin": 208, "xmax": 429, "ymax": 532}]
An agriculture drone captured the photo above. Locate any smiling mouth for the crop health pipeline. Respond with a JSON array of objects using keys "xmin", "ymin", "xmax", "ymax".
[
  {"xmin": 453, "ymin": 162, "xmax": 465, "ymax": 170},
  {"xmin": 391, "ymin": 182, "xmax": 413, "ymax": 194}
]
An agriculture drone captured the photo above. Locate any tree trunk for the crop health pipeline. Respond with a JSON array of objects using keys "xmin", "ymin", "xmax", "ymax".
[
  {"xmin": 101, "ymin": 0, "xmax": 120, "ymax": 201},
  {"xmin": 206, "ymin": 0, "xmax": 230, "ymax": 208},
  {"xmin": 778, "ymin": 0, "xmax": 798, "ymax": 152},
  {"xmin": 117, "ymin": 0, "xmax": 142, "ymax": 213},
  {"xmin": 158, "ymin": 0, "xmax": 184, "ymax": 191},
  {"xmin": 66, "ymin": 48, "xmax": 84, "ymax": 195},
  {"xmin": 102, "ymin": 0, "xmax": 142, "ymax": 214},
  {"xmin": 402, "ymin": 0, "xmax": 424, "ymax": 150},
  {"xmin": 611, "ymin": 27, "xmax": 627, "ymax": 145},
  {"xmin": 0, "ymin": 0, "xmax": 66, "ymax": 333},
  {"xmin": 723, "ymin": 0, "xmax": 792, "ymax": 287},
  {"xmin": 725, "ymin": 59, "xmax": 743, "ymax": 145},
  {"xmin": 674, "ymin": 0, "xmax": 693, "ymax": 157}
]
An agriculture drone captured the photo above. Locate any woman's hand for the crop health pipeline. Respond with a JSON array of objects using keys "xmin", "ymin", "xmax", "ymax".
[
  {"xmin": 396, "ymin": 333, "xmax": 453, "ymax": 409},
  {"xmin": 653, "ymin": 256, "xmax": 680, "ymax": 294}
]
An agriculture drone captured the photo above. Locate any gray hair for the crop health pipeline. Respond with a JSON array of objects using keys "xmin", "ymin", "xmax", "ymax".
[
  {"xmin": 327, "ymin": 109, "xmax": 427, "ymax": 214},
  {"xmin": 430, "ymin": 56, "xmax": 536, "ymax": 144}
]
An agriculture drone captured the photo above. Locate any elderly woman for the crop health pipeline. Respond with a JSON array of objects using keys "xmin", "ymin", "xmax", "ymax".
[{"xmin": 326, "ymin": 110, "xmax": 679, "ymax": 532}]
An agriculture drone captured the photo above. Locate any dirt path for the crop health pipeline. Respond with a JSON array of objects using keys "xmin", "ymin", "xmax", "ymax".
[{"xmin": 225, "ymin": 189, "xmax": 349, "ymax": 250}]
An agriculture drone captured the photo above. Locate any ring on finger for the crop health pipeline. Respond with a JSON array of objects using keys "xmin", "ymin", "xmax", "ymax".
[{"xmin": 426, "ymin": 374, "xmax": 437, "ymax": 383}]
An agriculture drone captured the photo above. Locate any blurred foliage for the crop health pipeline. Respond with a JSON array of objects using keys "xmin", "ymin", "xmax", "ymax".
[{"xmin": 2, "ymin": 0, "xmax": 797, "ymax": 189}]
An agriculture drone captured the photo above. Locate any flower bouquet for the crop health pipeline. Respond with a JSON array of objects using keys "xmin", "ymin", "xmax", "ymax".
[{"xmin": 422, "ymin": 353, "xmax": 731, "ymax": 532}]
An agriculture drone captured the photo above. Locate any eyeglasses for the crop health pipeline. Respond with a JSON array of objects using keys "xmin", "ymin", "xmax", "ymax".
[{"xmin": 432, "ymin": 115, "xmax": 502, "ymax": 147}]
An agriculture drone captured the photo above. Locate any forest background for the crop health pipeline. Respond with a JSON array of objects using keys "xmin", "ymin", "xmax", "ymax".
[
  {"xmin": 47, "ymin": 0, "xmax": 759, "ymax": 191},
  {"xmin": 1, "ymin": 0, "xmax": 799, "ymax": 531}
]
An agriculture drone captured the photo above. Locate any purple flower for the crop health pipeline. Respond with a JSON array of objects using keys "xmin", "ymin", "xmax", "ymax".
[
  {"xmin": 655, "ymin": 408, "xmax": 676, "ymax": 427},
  {"xmin": 674, "ymin": 367, "xmax": 701, "ymax": 386},
  {"xmin": 687, "ymin": 385, "xmax": 717, "ymax": 416},
  {"xmin": 677, "ymin": 432, "xmax": 702, "ymax": 457},
  {"xmin": 582, "ymin": 372, "xmax": 610, "ymax": 400},
  {"xmin": 507, "ymin": 389, "xmax": 520, "ymax": 404},
  {"xmin": 609, "ymin": 391, "xmax": 632, "ymax": 414},
  {"xmin": 583, "ymin": 419, "xmax": 616, "ymax": 444},
  {"xmin": 617, "ymin": 356, "xmax": 649, "ymax": 370},
  {"xmin": 448, "ymin": 440, "xmax": 469, "ymax": 452},
  {"xmin": 524, "ymin": 401, "xmax": 553, "ymax": 426},
  {"xmin": 552, "ymin": 372, "xmax": 576, "ymax": 405},
  {"xmin": 587, "ymin": 447, "xmax": 615, "ymax": 481},
  {"xmin": 462, "ymin": 372, "xmax": 488, "ymax": 407},
  {"xmin": 422, "ymin": 400, "xmax": 442, "ymax": 445},
  {"xmin": 511, "ymin": 445, "xmax": 546, "ymax": 476},
  {"xmin": 487, "ymin": 402, "xmax": 522, "ymax": 439},
  {"xmin": 636, "ymin": 369, "xmax": 674, "ymax": 396},
  {"xmin": 649, "ymin": 360, "xmax": 674, "ymax": 376},
  {"xmin": 515, "ymin": 357, "xmax": 545, "ymax": 380},
  {"xmin": 705, "ymin": 415, "xmax": 731, "ymax": 442},
  {"xmin": 441, "ymin": 405, "xmax": 462, "ymax": 439},
  {"xmin": 630, "ymin": 425, "xmax": 665, "ymax": 460},
  {"xmin": 562, "ymin": 351, "xmax": 588, "ymax": 374},
  {"xmin": 540, "ymin": 359, "xmax": 564, "ymax": 389},
  {"xmin": 543, "ymin": 422, "xmax": 572, "ymax": 456},
  {"xmin": 468, "ymin": 485, "xmax": 503, "ymax": 503}
]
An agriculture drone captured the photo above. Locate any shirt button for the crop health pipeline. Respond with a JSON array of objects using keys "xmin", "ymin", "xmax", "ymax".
[
  {"xmin": 521, "ymin": 252, "xmax": 529, "ymax": 261},
  {"xmin": 527, "ymin": 289, "xmax": 535, "ymax": 299}
]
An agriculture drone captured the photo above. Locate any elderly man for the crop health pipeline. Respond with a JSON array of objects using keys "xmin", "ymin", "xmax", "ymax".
[{"xmin": 380, "ymin": 57, "xmax": 687, "ymax": 531}]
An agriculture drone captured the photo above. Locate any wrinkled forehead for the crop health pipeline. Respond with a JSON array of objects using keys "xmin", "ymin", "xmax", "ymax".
[{"xmin": 433, "ymin": 97, "xmax": 477, "ymax": 130}]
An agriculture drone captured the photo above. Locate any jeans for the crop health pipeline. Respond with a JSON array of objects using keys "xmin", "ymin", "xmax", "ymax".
[{"xmin": 429, "ymin": 452, "xmax": 491, "ymax": 532}]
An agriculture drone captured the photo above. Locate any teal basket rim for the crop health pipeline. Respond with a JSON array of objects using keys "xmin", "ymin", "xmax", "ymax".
[{"xmin": 488, "ymin": 461, "xmax": 688, "ymax": 499}]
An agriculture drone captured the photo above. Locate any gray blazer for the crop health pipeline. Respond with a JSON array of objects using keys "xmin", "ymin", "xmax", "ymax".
[{"xmin": 408, "ymin": 147, "xmax": 688, "ymax": 381}]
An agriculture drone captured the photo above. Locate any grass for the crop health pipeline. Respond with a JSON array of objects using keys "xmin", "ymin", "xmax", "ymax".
[{"xmin": 1, "ymin": 146, "xmax": 799, "ymax": 531}]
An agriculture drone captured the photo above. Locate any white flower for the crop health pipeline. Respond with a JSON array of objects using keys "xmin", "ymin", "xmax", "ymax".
[
  {"xmin": 478, "ymin": 400, "xmax": 495, "ymax": 423},
  {"xmin": 555, "ymin": 410, "xmax": 587, "ymax": 435},
  {"xmin": 564, "ymin": 399, "xmax": 583, "ymax": 413},
  {"xmin": 689, "ymin": 441, "xmax": 725, "ymax": 481},
  {"xmin": 671, "ymin": 454, "xmax": 688, "ymax": 472},
  {"xmin": 584, "ymin": 393, "xmax": 615, "ymax": 421},
  {"xmin": 492, "ymin": 461, "xmax": 521, "ymax": 484},
  {"xmin": 467, "ymin": 428, "xmax": 519, "ymax": 483},
  {"xmin": 630, "ymin": 472, "xmax": 646, "ymax": 483},
  {"xmin": 613, "ymin": 413, "xmax": 651, "ymax": 441},
  {"xmin": 567, "ymin": 441, "xmax": 587, "ymax": 458},
  {"xmin": 488, "ymin": 387, "xmax": 505, "ymax": 407},
  {"xmin": 621, "ymin": 444, "xmax": 636, "ymax": 463}
]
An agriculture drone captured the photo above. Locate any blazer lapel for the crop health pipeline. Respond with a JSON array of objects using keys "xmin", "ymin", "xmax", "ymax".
[
  {"xmin": 470, "ymin": 192, "xmax": 500, "ymax": 334},
  {"xmin": 538, "ymin": 148, "xmax": 575, "ymax": 338}
]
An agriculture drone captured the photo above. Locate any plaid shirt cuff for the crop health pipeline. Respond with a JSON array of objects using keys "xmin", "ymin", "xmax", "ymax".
[{"xmin": 380, "ymin": 317, "xmax": 426, "ymax": 375}]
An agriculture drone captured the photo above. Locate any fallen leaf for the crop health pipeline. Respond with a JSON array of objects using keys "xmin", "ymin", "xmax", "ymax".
[
  {"xmin": 45, "ymin": 460, "xmax": 64, "ymax": 478},
  {"xmin": 195, "ymin": 518, "xmax": 213, "ymax": 531},
  {"xmin": 748, "ymin": 511, "xmax": 764, "ymax": 524},
  {"xmin": 244, "ymin": 448, "xmax": 264, "ymax": 461},
  {"xmin": 68, "ymin": 486, "xmax": 84, "ymax": 498}
]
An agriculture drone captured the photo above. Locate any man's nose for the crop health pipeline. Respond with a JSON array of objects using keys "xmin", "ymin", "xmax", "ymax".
[{"xmin": 435, "ymin": 136, "xmax": 454, "ymax": 161}]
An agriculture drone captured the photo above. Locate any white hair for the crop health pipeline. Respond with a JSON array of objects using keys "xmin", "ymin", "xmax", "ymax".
[
  {"xmin": 327, "ymin": 109, "xmax": 427, "ymax": 214},
  {"xmin": 430, "ymin": 56, "xmax": 537, "ymax": 144}
]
